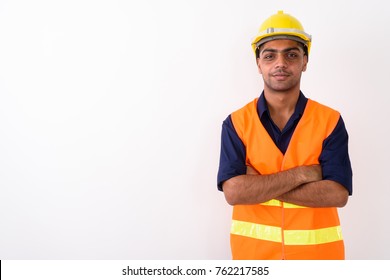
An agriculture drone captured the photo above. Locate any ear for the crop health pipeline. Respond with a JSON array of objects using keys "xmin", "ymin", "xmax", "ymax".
[
  {"xmin": 256, "ymin": 58, "xmax": 262, "ymax": 74},
  {"xmin": 302, "ymin": 55, "xmax": 308, "ymax": 72}
]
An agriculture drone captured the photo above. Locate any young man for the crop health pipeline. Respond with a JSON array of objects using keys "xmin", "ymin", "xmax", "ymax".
[{"xmin": 217, "ymin": 11, "xmax": 353, "ymax": 259}]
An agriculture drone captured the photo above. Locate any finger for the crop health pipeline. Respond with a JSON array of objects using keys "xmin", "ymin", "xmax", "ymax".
[{"xmin": 246, "ymin": 165, "xmax": 260, "ymax": 175}]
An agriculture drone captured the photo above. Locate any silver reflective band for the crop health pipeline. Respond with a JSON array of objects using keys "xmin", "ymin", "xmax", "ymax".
[
  {"xmin": 259, "ymin": 27, "xmax": 311, "ymax": 41},
  {"xmin": 254, "ymin": 27, "xmax": 312, "ymax": 49}
]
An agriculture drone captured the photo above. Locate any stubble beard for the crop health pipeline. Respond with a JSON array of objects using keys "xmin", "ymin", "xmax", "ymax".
[{"xmin": 263, "ymin": 73, "xmax": 302, "ymax": 93}]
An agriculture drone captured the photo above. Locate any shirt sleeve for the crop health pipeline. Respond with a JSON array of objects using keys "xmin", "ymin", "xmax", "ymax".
[
  {"xmin": 319, "ymin": 116, "xmax": 353, "ymax": 195},
  {"xmin": 217, "ymin": 115, "xmax": 247, "ymax": 191}
]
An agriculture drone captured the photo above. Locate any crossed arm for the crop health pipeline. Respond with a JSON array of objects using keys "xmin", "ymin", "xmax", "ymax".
[{"xmin": 222, "ymin": 165, "xmax": 349, "ymax": 208}]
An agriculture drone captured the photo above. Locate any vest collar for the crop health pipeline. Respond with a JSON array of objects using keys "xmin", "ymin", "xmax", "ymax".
[{"xmin": 257, "ymin": 91, "xmax": 308, "ymax": 120}]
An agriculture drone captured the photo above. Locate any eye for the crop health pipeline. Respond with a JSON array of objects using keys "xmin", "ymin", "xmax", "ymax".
[
  {"xmin": 285, "ymin": 52, "xmax": 299, "ymax": 60},
  {"xmin": 262, "ymin": 53, "xmax": 275, "ymax": 61}
]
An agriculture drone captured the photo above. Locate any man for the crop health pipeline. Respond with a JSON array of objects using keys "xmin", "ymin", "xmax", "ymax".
[{"xmin": 217, "ymin": 11, "xmax": 353, "ymax": 260}]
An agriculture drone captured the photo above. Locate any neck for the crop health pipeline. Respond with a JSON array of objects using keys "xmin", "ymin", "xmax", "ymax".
[
  {"xmin": 263, "ymin": 89, "xmax": 300, "ymax": 131},
  {"xmin": 264, "ymin": 89, "xmax": 300, "ymax": 112}
]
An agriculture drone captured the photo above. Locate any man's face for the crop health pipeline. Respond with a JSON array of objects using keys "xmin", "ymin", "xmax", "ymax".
[{"xmin": 256, "ymin": 39, "xmax": 308, "ymax": 93}]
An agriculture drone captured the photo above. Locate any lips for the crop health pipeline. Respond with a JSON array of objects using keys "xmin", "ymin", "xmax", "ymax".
[
  {"xmin": 272, "ymin": 71, "xmax": 290, "ymax": 77},
  {"xmin": 270, "ymin": 69, "xmax": 290, "ymax": 80},
  {"xmin": 272, "ymin": 72, "xmax": 290, "ymax": 81}
]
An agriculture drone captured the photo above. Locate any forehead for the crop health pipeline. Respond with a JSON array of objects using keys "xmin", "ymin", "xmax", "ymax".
[{"xmin": 260, "ymin": 39, "xmax": 303, "ymax": 52}]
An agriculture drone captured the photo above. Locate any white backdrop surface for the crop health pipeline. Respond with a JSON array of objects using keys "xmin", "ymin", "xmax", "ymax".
[{"xmin": 0, "ymin": 0, "xmax": 388, "ymax": 259}]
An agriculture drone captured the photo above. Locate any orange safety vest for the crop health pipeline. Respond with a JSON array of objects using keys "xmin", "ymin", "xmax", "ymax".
[{"xmin": 230, "ymin": 98, "xmax": 344, "ymax": 260}]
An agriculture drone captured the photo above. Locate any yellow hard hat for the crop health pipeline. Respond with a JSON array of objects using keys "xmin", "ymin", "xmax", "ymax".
[{"xmin": 251, "ymin": 10, "xmax": 312, "ymax": 57}]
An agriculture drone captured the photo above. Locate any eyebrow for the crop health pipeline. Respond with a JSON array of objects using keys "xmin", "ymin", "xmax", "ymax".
[{"xmin": 260, "ymin": 47, "xmax": 302, "ymax": 55}]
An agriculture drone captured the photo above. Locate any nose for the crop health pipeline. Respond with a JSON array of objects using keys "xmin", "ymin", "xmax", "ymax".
[{"xmin": 274, "ymin": 54, "xmax": 287, "ymax": 68}]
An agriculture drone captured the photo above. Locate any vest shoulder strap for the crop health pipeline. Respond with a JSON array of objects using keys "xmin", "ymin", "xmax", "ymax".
[
  {"xmin": 230, "ymin": 98, "xmax": 259, "ymax": 147},
  {"xmin": 304, "ymin": 99, "xmax": 340, "ymax": 139}
]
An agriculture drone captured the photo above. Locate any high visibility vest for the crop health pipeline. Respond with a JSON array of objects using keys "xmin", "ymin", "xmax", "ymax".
[{"xmin": 230, "ymin": 98, "xmax": 344, "ymax": 260}]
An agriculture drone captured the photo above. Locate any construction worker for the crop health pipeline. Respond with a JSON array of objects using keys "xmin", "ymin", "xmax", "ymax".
[{"xmin": 217, "ymin": 11, "xmax": 353, "ymax": 259}]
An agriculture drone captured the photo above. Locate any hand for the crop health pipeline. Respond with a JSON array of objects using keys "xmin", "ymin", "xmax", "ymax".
[
  {"xmin": 300, "ymin": 165, "xmax": 322, "ymax": 183},
  {"xmin": 246, "ymin": 165, "xmax": 260, "ymax": 175}
]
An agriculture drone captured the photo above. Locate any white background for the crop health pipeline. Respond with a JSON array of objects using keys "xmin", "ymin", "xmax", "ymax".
[{"xmin": 0, "ymin": 0, "xmax": 388, "ymax": 259}]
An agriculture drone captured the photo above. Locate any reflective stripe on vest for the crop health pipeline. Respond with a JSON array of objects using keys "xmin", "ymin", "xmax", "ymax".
[
  {"xmin": 229, "ymin": 98, "xmax": 344, "ymax": 259},
  {"xmin": 231, "ymin": 220, "xmax": 343, "ymax": 245},
  {"xmin": 261, "ymin": 199, "xmax": 306, "ymax": 208}
]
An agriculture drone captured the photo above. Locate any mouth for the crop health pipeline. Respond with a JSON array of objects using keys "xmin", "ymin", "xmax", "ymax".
[
  {"xmin": 272, "ymin": 71, "xmax": 290, "ymax": 76},
  {"xmin": 271, "ymin": 70, "xmax": 290, "ymax": 80},
  {"xmin": 272, "ymin": 73, "xmax": 290, "ymax": 80}
]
